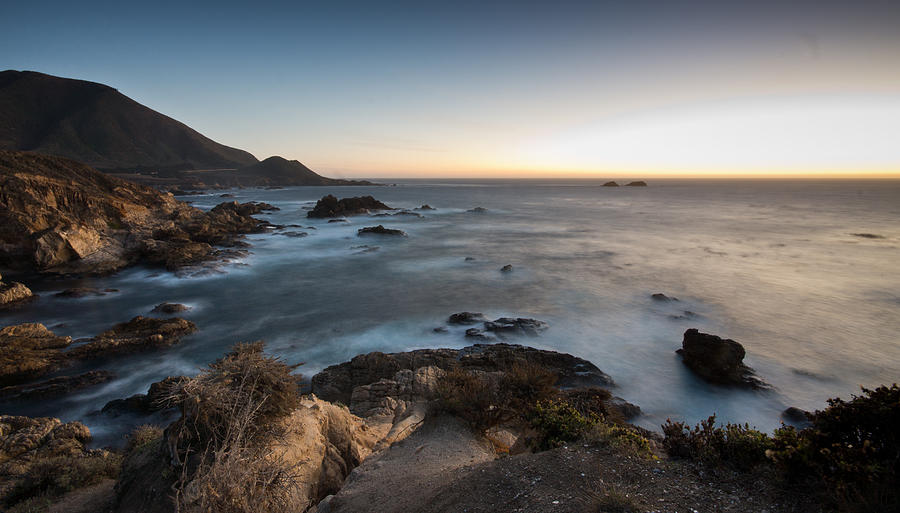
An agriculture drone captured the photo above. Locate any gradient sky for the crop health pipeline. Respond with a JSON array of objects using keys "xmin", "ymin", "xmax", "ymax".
[{"xmin": 2, "ymin": 0, "xmax": 899, "ymax": 178}]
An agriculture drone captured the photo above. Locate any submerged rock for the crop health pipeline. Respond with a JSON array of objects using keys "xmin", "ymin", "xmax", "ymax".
[
  {"xmin": 483, "ymin": 317, "xmax": 549, "ymax": 336},
  {"xmin": 676, "ymin": 329, "xmax": 767, "ymax": 388},
  {"xmin": 0, "ymin": 370, "xmax": 115, "ymax": 401},
  {"xmin": 651, "ymin": 293, "xmax": 678, "ymax": 302},
  {"xmin": 307, "ymin": 195, "xmax": 392, "ymax": 218},
  {"xmin": 55, "ymin": 287, "xmax": 118, "ymax": 298},
  {"xmin": 850, "ymin": 233, "xmax": 885, "ymax": 239},
  {"xmin": 357, "ymin": 225, "xmax": 407, "ymax": 237},
  {"xmin": 448, "ymin": 312, "xmax": 487, "ymax": 325},
  {"xmin": 150, "ymin": 303, "xmax": 191, "ymax": 314},
  {"xmin": 467, "ymin": 207, "xmax": 488, "ymax": 213},
  {"xmin": 415, "ymin": 204, "xmax": 435, "ymax": 211}
]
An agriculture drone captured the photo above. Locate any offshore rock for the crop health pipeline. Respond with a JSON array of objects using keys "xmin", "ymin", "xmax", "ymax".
[
  {"xmin": 357, "ymin": 225, "xmax": 407, "ymax": 237},
  {"xmin": 677, "ymin": 329, "xmax": 767, "ymax": 388},
  {"xmin": 66, "ymin": 316, "xmax": 197, "ymax": 360},
  {"xmin": 308, "ymin": 195, "xmax": 392, "ymax": 218},
  {"xmin": 0, "ymin": 370, "xmax": 115, "ymax": 401}
]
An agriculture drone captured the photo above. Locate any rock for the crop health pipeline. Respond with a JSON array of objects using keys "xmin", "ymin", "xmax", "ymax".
[
  {"xmin": 312, "ymin": 343, "xmax": 614, "ymax": 406},
  {"xmin": 101, "ymin": 376, "xmax": 186, "ymax": 417},
  {"xmin": 0, "ymin": 323, "xmax": 72, "ymax": 386},
  {"xmin": 625, "ymin": 181, "xmax": 647, "ymax": 186},
  {"xmin": 357, "ymin": 225, "xmax": 407, "ymax": 237},
  {"xmin": 432, "ymin": 327, "xmax": 448, "ymax": 333},
  {"xmin": 150, "ymin": 303, "xmax": 191, "ymax": 314},
  {"xmin": 464, "ymin": 257, "xmax": 475, "ymax": 261},
  {"xmin": 464, "ymin": 328, "xmax": 491, "ymax": 339},
  {"xmin": 0, "ymin": 151, "xmax": 272, "ymax": 275},
  {"xmin": 500, "ymin": 264, "xmax": 513, "ymax": 272},
  {"xmin": 219, "ymin": 193, "xmax": 235, "ymax": 198},
  {"xmin": 0, "ymin": 370, "xmax": 115, "ymax": 401},
  {"xmin": 66, "ymin": 316, "xmax": 197, "ymax": 360},
  {"xmin": 447, "ymin": 312, "xmax": 487, "ymax": 325},
  {"xmin": 55, "ymin": 287, "xmax": 118, "ymax": 298},
  {"xmin": 782, "ymin": 407, "xmax": 811, "ymax": 424},
  {"xmin": 0, "ymin": 415, "xmax": 95, "ymax": 480},
  {"xmin": 851, "ymin": 233, "xmax": 885, "ymax": 239},
  {"xmin": 278, "ymin": 231, "xmax": 308, "ymax": 238},
  {"xmin": 328, "ymin": 218, "xmax": 349, "ymax": 223},
  {"xmin": 393, "ymin": 211, "xmax": 423, "ymax": 218},
  {"xmin": 0, "ymin": 280, "xmax": 34, "ymax": 308},
  {"xmin": 483, "ymin": 317, "xmax": 549, "ymax": 336},
  {"xmin": 467, "ymin": 207, "xmax": 488, "ymax": 213},
  {"xmin": 415, "ymin": 205, "xmax": 435, "ymax": 211},
  {"xmin": 609, "ymin": 397, "xmax": 642, "ymax": 420},
  {"xmin": 676, "ymin": 329, "xmax": 767, "ymax": 388},
  {"xmin": 602, "ymin": 181, "xmax": 619, "ymax": 187},
  {"xmin": 651, "ymin": 293, "xmax": 678, "ymax": 301},
  {"xmin": 307, "ymin": 195, "xmax": 392, "ymax": 218}
]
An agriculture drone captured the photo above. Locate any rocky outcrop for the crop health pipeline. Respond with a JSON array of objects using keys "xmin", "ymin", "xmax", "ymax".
[
  {"xmin": 602, "ymin": 181, "xmax": 619, "ymax": 187},
  {"xmin": 676, "ymin": 329, "xmax": 767, "ymax": 388},
  {"xmin": 483, "ymin": 317, "xmax": 549, "ymax": 336},
  {"xmin": 66, "ymin": 316, "xmax": 197, "ymax": 359},
  {"xmin": 0, "ymin": 323, "xmax": 72, "ymax": 386},
  {"xmin": 0, "ymin": 151, "xmax": 273, "ymax": 274},
  {"xmin": 0, "ymin": 272, "xmax": 33, "ymax": 308},
  {"xmin": 357, "ymin": 225, "xmax": 406, "ymax": 237},
  {"xmin": 312, "ymin": 343, "xmax": 614, "ymax": 406},
  {"xmin": 0, "ymin": 370, "xmax": 115, "ymax": 401},
  {"xmin": 307, "ymin": 195, "xmax": 392, "ymax": 218},
  {"xmin": 625, "ymin": 181, "xmax": 647, "ymax": 186}
]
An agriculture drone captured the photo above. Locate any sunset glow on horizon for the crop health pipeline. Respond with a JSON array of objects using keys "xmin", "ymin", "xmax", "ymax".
[{"xmin": 3, "ymin": 0, "xmax": 899, "ymax": 179}]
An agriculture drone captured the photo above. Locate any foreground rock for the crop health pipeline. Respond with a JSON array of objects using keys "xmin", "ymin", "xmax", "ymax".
[
  {"xmin": 0, "ymin": 151, "xmax": 272, "ymax": 274},
  {"xmin": 312, "ymin": 343, "xmax": 614, "ymax": 406},
  {"xmin": 357, "ymin": 225, "xmax": 407, "ymax": 237},
  {"xmin": 676, "ymin": 329, "xmax": 767, "ymax": 388},
  {"xmin": 66, "ymin": 316, "xmax": 197, "ymax": 359},
  {"xmin": 308, "ymin": 195, "xmax": 392, "ymax": 218}
]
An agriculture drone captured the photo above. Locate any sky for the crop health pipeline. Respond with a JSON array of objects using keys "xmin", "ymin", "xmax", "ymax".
[{"xmin": 2, "ymin": 0, "xmax": 899, "ymax": 178}]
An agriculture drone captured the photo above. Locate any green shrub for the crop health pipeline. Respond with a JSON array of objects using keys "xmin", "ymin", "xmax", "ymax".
[
  {"xmin": 2, "ymin": 453, "xmax": 121, "ymax": 510},
  {"xmin": 662, "ymin": 415, "xmax": 773, "ymax": 469},
  {"xmin": 562, "ymin": 387, "xmax": 623, "ymax": 424},
  {"xmin": 528, "ymin": 399, "xmax": 597, "ymax": 450},
  {"xmin": 769, "ymin": 384, "xmax": 900, "ymax": 512},
  {"xmin": 586, "ymin": 422, "xmax": 656, "ymax": 459}
]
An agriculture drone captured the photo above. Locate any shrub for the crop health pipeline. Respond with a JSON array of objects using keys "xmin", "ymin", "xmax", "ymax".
[
  {"xmin": 165, "ymin": 342, "xmax": 304, "ymax": 513},
  {"xmin": 436, "ymin": 363, "xmax": 557, "ymax": 432},
  {"xmin": 586, "ymin": 422, "xmax": 656, "ymax": 459},
  {"xmin": 528, "ymin": 399, "xmax": 596, "ymax": 450},
  {"xmin": 661, "ymin": 415, "xmax": 773, "ymax": 469},
  {"xmin": 769, "ymin": 384, "xmax": 900, "ymax": 512},
  {"xmin": 587, "ymin": 486, "xmax": 641, "ymax": 513},
  {"xmin": 2, "ymin": 453, "xmax": 122, "ymax": 510},
  {"xmin": 124, "ymin": 424, "xmax": 163, "ymax": 454},
  {"xmin": 562, "ymin": 387, "xmax": 623, "ymax": 424}
]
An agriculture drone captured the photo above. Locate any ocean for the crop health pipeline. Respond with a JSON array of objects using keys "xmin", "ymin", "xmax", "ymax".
[{"xmin": 2, "ymin": 179, "xmax": 899, "ymax": 446}]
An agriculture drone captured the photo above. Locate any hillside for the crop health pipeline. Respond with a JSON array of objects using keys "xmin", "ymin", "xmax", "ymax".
[
  {"xmin": 185, "ymin": 156, "xmax": 376, "ymax": 187},
  {"xmin": 0, "ymin": 70, "xmax": 258, "ymax": 172}
]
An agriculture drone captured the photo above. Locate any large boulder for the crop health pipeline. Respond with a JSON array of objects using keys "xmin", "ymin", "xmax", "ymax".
[
  {"xmin": 676, "ymin": 329, "xmax": 767, "ymax": 388},
  {"xmin": 312, "ymin": 343, "xmax": 614, "ymax": 406},
  {"xmin": 308, "ymin": 195, "xmax": 392, "ymax": 218}
]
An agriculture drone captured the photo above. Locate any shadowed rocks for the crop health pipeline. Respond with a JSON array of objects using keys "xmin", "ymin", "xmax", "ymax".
[
  {"xmin": 308, "ymin": 195, "xmax": 392, "ymax": 218},
  {"xmin": 357, "ymin": 225, "xmax": 407, "ymax": 237}
]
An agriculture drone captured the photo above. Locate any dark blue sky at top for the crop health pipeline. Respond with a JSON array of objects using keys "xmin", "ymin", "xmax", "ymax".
[{"xmin": 2, "ymin": 0, "xmax": 899, "ymax": 175}]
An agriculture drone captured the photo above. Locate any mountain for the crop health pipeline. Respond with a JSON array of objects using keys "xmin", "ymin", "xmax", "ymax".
[
  {"xmin": 227, "ymin": 156, "xmax": 374, "ymax": 186},
  {"xmin": 0, "ymin": 70, "xmax": 258, "ymax": 172}
]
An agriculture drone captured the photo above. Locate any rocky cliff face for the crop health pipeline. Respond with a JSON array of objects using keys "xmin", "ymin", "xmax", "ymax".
[{"xmin": 0, "ymin": 150, "xmax": 270, "ymax": 274}]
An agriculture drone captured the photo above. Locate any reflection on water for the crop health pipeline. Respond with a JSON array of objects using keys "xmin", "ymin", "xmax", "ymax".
[{"xmin": 2, "ymin": 179, "xmax": 899, "ymax": 445}]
